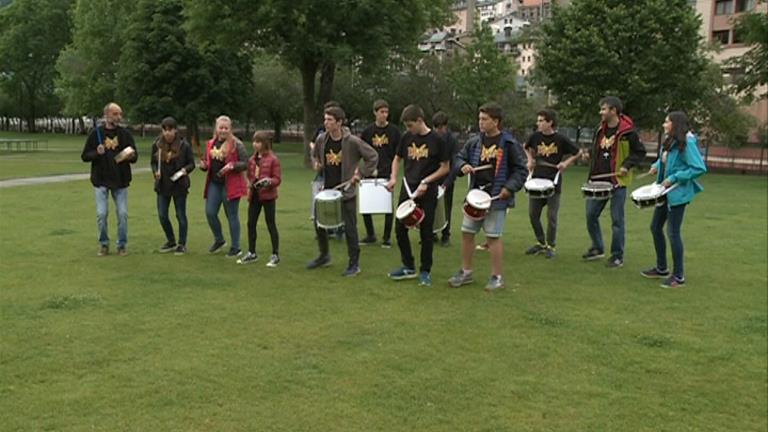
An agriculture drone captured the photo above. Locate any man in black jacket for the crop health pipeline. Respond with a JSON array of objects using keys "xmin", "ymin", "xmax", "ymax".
[{"xmin": 81, "ymin": 102, "xmax": 138, "ymax": 256}]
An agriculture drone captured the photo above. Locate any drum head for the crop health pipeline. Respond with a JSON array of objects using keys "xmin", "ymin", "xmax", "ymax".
[
  {"xmin": 466, "ymin": 189, "xmax": 491, "ymax": 210},
  {"xmin": 396, "ymin": 200, "xmax": 416, "ymax": 219},
  {"xmin": 315, "ymin": 189, "xmax": 342, "ymax": 201},
  {"xmin": 525, "ymin": 178, "xmax": 555, "ymax": 191},
  {"xmin": 632, "ymin": 183, "xmax": 665, "ymax": 200}
]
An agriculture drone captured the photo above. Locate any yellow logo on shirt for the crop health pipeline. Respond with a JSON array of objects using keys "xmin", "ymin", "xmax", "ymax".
[
  {"xmin": 408, "ymin": 143, "xmax": 429, "ymax": 161},
  {"xmin": 599, "ymin": 135, "xmax": 615, "ymax": 150},
  {"xmin": 372, "ymin": 134, "xmax": 389, "ymax": 148},
  {"xmin": 481, "ymin": 144, "xmax": 498, "ymax": 162},
  {"xmin": 210, "ymin": 144, "xmax": 227, "ymax": 161},
  {"xmin": 104, "ymin": 136, "xmax": 119, "ymax": 150},
  {"xmin": 537, "ymin": 142, "xmax": 557, "ymax": 157},
  {"xmin": 326, "ymin": 148, "xmax": 342, "ymax": 166}
]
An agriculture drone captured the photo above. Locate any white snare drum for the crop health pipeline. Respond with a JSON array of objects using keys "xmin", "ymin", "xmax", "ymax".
[
  {"xmin": 581, "ymin": 181, "xmax": 613, "ymax": 200},
  {"xmin": 631, "ymin": 183, "xmax": 675, "ymax": 209},
  {"xmin": 463, "ymin": 189, "xmax": 492, "ymax": 221},
  {"xmin": 314, "ymin": 189, "xmax": 343, "ymax": 229},
  {"xmin": 359, "ymin": 178, "xmax": 393, "ymax": 214},
  {"xmin": 396, "ymin": 199, "xmax": 424, "ymax": 229},
  {"xmin": 525, "ymin": 178, "xmax": 556, "ymax": 199},
  {"xmin": 433, "ymin": 186, "xmax": 447, "ymax": 233}
]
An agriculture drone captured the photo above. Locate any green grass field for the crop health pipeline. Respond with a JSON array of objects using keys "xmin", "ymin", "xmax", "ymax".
[{"xmin": 1, "ymin": 133, "xmax": 766, "ymax": 431}]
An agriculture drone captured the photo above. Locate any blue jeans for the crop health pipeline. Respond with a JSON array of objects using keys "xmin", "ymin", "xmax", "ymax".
[
  {"xmin": 94, "ymin": 186, "xmax": 128, "ymax": 248},
  {"xmin": 650, "ymin": 203, "xmax": 687, "ymax": 279},
  {"xmin": 157, "ymin": 194, "xmax": 188, "ymax": 245},
  {"xmin": 205, "ymin": 182, "xmax": 241, "ymax": 250},
  {"xmin": 585, "ymin": 187, "xmax": 626, "ymax": 259}
]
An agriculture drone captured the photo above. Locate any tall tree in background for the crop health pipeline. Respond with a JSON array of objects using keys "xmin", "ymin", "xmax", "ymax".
[
  {"xmin": 0, "ymin": 0, "xmax": 73, "ymax": 132},
  {"xmin": 536, "ymin": 0, "xmax": 708, "ymax": 129},
  {"xmin": 117, "ymin": 0, "xmax": 252, "ymax": 148},
  {"xmin": 727, "ymin": 2, "xmax": 767, "ymax": 102},
  {"xmin": 447, "ymin": 23, "xmax": 517, "ymax": 127},
  {"xmin": 250, "ymin": 54, "xmax": 302, "ymax": 142},
  {"xmin": 184, "ymin": 0, "xmax": 452, "ymax": 165},
  {"xmin": 55, "ymin": 0, "xmax": 133, "ymax": 118}
]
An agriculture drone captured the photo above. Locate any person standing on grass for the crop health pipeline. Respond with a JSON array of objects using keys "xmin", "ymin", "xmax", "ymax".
[
  {"xmin": 433, "ymin": 111, "xmax": 462, "ymax": 247},
  {"xmin": 447, "ymin": 102, "xmax": 527, "ymax": 292},
  {"xmin": 151, "ymin": 117, "xmax": 195, "ymax": 255},
  {"xmin": 641, "ymin": 111, "xmax": 706, "ymax": 288},
  {"xmin": 386, "ymin": 104, "xmax": 450, "ymax": 287},
  {"xmin": 81, "ymin": 102, "xmax": 137, "ymax": 257},
  {"xmin": 307, "ymin": 106, "xmax": 379, "ymax": 277},
  {"xmin": 581, "ymin": 96, "xmax": 646, "ymax": 268},
  {"xmin": 359, "ymin": 99, "xmax": 400, "ymax": 248},
  {"xmin": 238, "ymin": 131, "xmax": 282, "ymax": 268},
  {"xmin": 523, "ymin": 109, "xmax": 580, "ymax": 259},
  {"xmin": 200, "ymin": 115, "xmax": 249, "ymax": 258}
]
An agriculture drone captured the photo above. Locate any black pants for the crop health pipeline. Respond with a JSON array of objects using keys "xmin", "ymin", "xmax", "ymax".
[
  {"xmin": 395, "ymin": 185, "xmax": 437, "ymax": 273},
  {"xmin": 247, "ymin": 198, "xmax": 279, "ymax": 255},
  {"xmin": 441, "ymin": 183, "xmax": 455, "ymax": 240},
  {"xmin": 528, "ymin": 191, "xmax": 561, "ymax": 247},
  {"xmin": 316, "ymin": 197, "xmax": 359, "ymax": 265},
  {"xmin": 362, "ymin": 213, "xmax": 394, "ymax": 241}
]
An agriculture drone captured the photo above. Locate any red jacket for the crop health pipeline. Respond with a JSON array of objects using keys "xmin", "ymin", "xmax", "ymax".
[
  {"xmin": 203, "ymin": 138, "xmax": 248, "ymax": 201},
  {"xmin": 247, "ymin": 151, "xmax": 281, "ymax": 202}
]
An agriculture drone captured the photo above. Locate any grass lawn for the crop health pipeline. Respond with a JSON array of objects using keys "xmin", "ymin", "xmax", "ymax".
[{"xmin": 0, "ymin": 134, "xmax": 766, "ymax": 431}]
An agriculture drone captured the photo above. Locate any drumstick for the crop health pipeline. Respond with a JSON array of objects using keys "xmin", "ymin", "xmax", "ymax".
[
  {"xmin": 636, "ymin": 171, "xmax": 653, "ymax": 179},
  {"xmin": 473, "ymin": 164, "xmax": 494, "ymax": 172},
  {"xmin": 535, "ymin": 160, "xmax": 559, "ymax": 169},
  {"xmin": 590, "ymin": 172, "xmax": 618, "ymax": 180},
  {"xmin": 333, "ymin": 178, "xmax": 355, "ymax": 191},
  {"xmin": 478, "ymin": 194, "xmax": 502, "ymax": 204},
  {"xmin": 403, "ymin": 179, "xmax": 414, "ymax": 198}
]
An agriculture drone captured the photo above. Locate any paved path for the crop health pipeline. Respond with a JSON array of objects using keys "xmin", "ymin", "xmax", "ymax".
[{"xmin": 0, "ymin": 168, "xmax": 152, "ymax": 189}]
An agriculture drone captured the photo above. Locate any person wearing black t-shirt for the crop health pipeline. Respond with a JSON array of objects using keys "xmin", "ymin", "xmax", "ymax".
[
  {"xmin": 523, "ymin": 109, "xmax": 580, "ymax": 259},
  {"xmin": 434, "ymin": 111, "xmax": 463, "ymax": 247},
  {"xmin": 359, "ymin": 99, "xmax": 400, "ymax": 247},
  {"xmin": 81, "ymin": 102, "xmax": 137, "ymax": 257},
  {"xmin": 582, "ymin": 96, "xmax": 646, "ymax": 268},
  {"xmin": 386, "ymin": 105, "xmax": 450, "ymax": 287},
  {"xmin": 448, "ymin": 102, "xmax": 527, "ymax": 292}
]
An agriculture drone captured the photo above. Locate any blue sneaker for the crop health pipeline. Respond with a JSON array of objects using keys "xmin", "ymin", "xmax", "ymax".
[
  {"xmin": 419, "ymin": 271, "xmax": 432, "ymax": 287},
  {"xmin": 342, "ymin": 264, "xmax": 361, "ymax": 277},
  {"xmin": 388, "ymin": 266, "xmax": 417, "ymax": 280}
]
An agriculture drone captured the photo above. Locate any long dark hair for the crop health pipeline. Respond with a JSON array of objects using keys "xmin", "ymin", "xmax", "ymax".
[{"xmin": 663, "ymin": 111, "xmax": 690, "ymax": 152}]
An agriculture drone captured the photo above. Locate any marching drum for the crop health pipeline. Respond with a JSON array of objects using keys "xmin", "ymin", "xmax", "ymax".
[
  {"xmin": 314, "ymin": 189, "xmax": 343, "ymax": 229},
  {"xmin": 432, "ymin": 186, "xmax": 447, "ymax": 233},
  {"xmin": 310, "ymin": 180, "xmax": 323, "ymax": 219},
  {"xmin": 631, "ymin": 183, "xmax": 675, "ymax": 209},
  {"xmin": 581, "ymin": 181, "xmax": 613, "ymax": 200},
  {"xmin": 525, "ymin": 178, "xmax": 556, "ymax": 199},
  {"xmin": 463, "ymin": 189, "xmax": 492, "ymax": 221},
  {"xmin": 358, "ymin": 178, "xmax": 393, "ymax": 214},
  {"xmin": 396, "ymin": 199, "xmax": 425, "ymax": 229}
]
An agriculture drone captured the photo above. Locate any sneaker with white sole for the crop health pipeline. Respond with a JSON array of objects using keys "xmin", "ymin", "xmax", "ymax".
[
  {"xmin": 266, "ymin": 254, "xmax": 280, "ymax": 267},
  {"xmin": 484, "ymin": 275, "xmax": 505, "ymax": 291},
  {"xmin": 448, "ymin": 269, "xmax": 474, "ymax": 288},
  {"xmin": 237, "ymin": 252, "xmax": 258, "ymax": 264}
]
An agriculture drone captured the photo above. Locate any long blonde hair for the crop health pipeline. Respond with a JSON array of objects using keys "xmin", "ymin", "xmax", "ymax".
[{"xmin": 212, "ymin": 115, "xmax": 236, "ymax": 155}]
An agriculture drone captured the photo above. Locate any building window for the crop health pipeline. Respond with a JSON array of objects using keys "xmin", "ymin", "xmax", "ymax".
[
  {"xmin": 731, "ymin": 29, "xmax": 744, "ymax": 44},
  {"xmin": 712, "ymin": 30, "xmax": 730, "ymax": 45},
  {"xmin": 735, "ymin": 0, "xmax": 755, "ymax": 12},
  {"xmin": 715, "ymin": 0, "xmax": 734, "ymax": 15}
]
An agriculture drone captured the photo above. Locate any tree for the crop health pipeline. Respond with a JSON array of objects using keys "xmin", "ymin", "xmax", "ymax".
[
  {"xmin": 250, "ymin": 54, "xmax": 302, "ymax": 142},
  {"xmin": 55, "ymin": 0, "xmax": 133, "ymax": 118},
  {"xmin": 0, "ymin": 0, "xmax": 73, "ymax": 132},
  {"xmin": 183, "ymin": 0, "xmax": 453, "ymax": 165},
  {"xmin": 117, "ymin": 0, "xmax": 253, "ymax": 147},
  {"xmin": 536, "ymin": 0, "xmax": 709, "ymax": 129},
  {"xmin": 447, "ymin": 23, "xmax": 517, "ymax": 127},
  {"xmin": 727, "ymin": 4, "xmax": 767, "ymax": 102}
]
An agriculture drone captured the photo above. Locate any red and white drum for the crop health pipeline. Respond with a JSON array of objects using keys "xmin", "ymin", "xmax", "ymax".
[
  {"xmin": 396, "ymin": 199, "xmax": 425, "ymax": 229},
  {"xmin": 463, "ymin": 189, "xmax": 492, "ymax": 221}
]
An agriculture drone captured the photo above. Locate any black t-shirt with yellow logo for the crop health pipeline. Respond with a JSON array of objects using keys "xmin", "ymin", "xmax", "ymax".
[
  {"xmin": 524, "ymin": 131, "xmax": 579, "ymax": 191},
  {"xmin": 361, "ymin": 123, "xmax": 400, "ymax": 177},
  {"xmin": 323, "ymin": 138, "xmax": 343, "ymax": 189},
  {"xmin": 397, "ymin": 130, "xmax": 448, "ymax": 192},
  {"xmin": 474, "ymin": 133, "xmax": 502, "ymax": 188}
]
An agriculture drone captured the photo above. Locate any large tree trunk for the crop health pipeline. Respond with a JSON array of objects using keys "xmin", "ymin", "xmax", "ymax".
[
  {"xmin": 317, "ymin": 61, "xmax": 336, "ymax": 112},
  {"xmin": 188, "ymin": 119, "xmax": 203, "ymax": 160},
  {"xmin": 272, "ymin": 114, "xmax": 283, "ymax": 143},
  {"xmin": 301, "ymin": 59, "xmax": 319, "ymax": 168}
]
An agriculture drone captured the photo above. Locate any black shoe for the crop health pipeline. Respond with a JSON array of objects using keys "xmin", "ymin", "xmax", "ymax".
[
  {"xmin": 440, "ymin": 237, "xmax": 451, "ymax": 247},
  {"xmin": 225, "ymin": 248, "xmax": 242, "ymax": 258},
  {"xmin": 306, "ymin": 255, "xmax": 331, "ymax": 269},
  {"xmin": 381, "ymin": 239, "xmax": 392, "ymax": 249},
  {"xmin": 342, "ymin": 264, "xmax": 361, "ymax": 277},
  {"xmin": 359, "ymin": 236, "xmax": 376, "ymax": 246},
  {"xmin": 174, "ymin": 244, "xmax": 187, "ymax": 255},
  {"xmin": 582, "ymin": 247, "xmax": 605, "ymax": 261},
  {"xmin": 159, "ymin": 241, "xmax": 177, "ymax": 253},
  {"xmin": 605, "ymin": 256, "xmax": 624, "ymax": 268},
  {"xmin": 208, "ymin": 240, "xmax": 226, "ymax": 254}
]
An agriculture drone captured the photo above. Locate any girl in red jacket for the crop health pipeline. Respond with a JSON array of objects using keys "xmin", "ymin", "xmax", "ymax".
[{"xmin": 238, "ymin": 131, "xmax": 281, "ymax": 267}]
